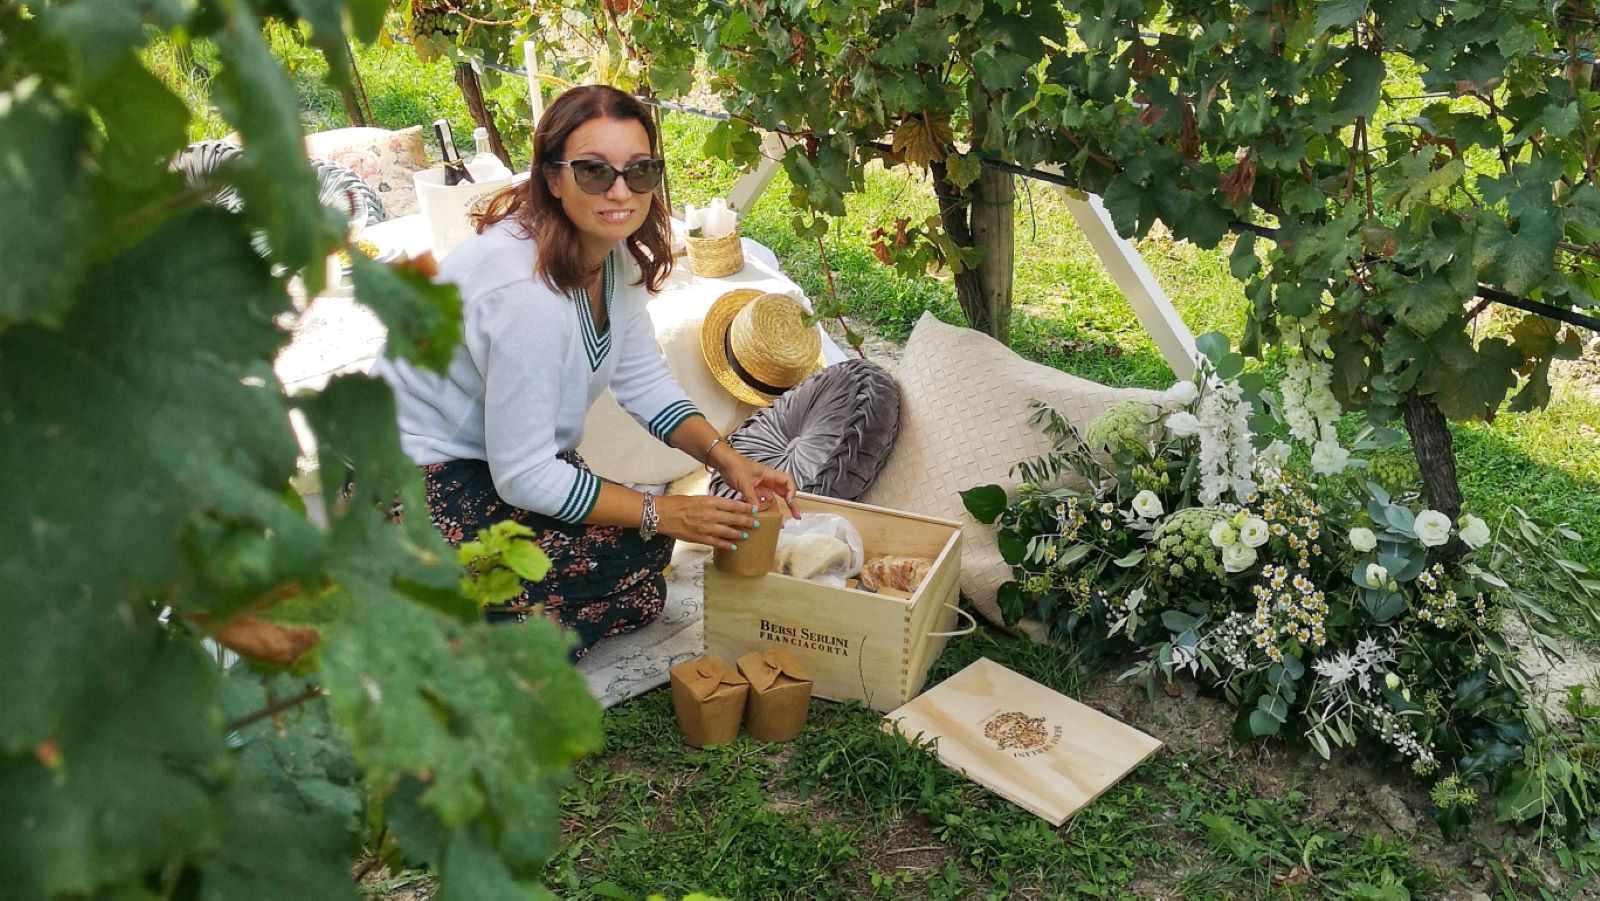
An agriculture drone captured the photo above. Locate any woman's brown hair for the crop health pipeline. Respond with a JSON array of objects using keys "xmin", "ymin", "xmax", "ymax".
[{"xmin": 475, "ymin": 84, "xmax": 673, "ymax": 293}]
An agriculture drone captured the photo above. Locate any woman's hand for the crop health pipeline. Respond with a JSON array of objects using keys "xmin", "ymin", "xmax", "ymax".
[
  {"xmin": 711, "ymin": 449, "xmax": 799, "ymax": 519},
  {"xmin": 654, "ymin": 494, "xmax": 762, "ymax": 550}
]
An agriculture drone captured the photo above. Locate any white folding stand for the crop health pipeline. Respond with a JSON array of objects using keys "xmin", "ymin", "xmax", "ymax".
[{"xmin": 1059, "ymin": 192, "xmax": 1199, "ymax": 380}]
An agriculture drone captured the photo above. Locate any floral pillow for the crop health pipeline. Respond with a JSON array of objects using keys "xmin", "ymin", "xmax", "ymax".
[{"xmin": 311, "ymin": 126, "xmax": 430, "ymax": 218}]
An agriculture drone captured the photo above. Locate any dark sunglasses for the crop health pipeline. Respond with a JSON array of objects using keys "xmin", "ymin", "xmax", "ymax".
[{"xmin": 548, "ymin": 158, "xmax": 665, "ymax": 195}]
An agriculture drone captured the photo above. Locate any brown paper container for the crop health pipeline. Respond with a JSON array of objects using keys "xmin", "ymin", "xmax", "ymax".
[
  {"xmin": 712, "ymin": 497, "xmax": 783, "ymax": 576},
  {"xmin": 669, "ymin": 655, "xmax": 749, "ymax": 747},
  {"xmin": 736, "ymin": 647, "xmax": 814, "ymax": 742}
]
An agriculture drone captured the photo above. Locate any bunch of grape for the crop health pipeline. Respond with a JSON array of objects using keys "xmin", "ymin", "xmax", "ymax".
[{"xmin": 407, "ymin": 0, "xmax": 459, "ymax": 62}]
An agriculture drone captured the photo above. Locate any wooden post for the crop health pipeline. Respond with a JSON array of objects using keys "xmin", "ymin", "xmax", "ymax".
[{"xmin": 966, "ymin": 161, "xmax": 1015, "ymax": 343}]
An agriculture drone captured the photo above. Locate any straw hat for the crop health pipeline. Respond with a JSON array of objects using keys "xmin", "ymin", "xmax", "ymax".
[{"xmin": 700, "ymin": 289, "xmax": 825, "ymax": 407}]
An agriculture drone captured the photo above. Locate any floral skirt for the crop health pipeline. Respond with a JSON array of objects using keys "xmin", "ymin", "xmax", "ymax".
[{"xmin": 420, "ymin": 454, "xmax": 672, "ymax": 657}]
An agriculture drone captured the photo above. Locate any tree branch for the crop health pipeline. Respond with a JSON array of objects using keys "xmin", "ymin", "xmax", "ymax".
[{"xmin": 226, "ymin": 684, "xmax": 323, "ymax": 732}]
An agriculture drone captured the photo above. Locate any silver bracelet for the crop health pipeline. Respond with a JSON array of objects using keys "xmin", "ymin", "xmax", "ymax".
[
  {"xmin": 639, "ymin": 492, "xmax": 660, "ymax": 542},
  {"xmin": 701, "ymin": 437, "xmax": 723, "ymax": 472}
]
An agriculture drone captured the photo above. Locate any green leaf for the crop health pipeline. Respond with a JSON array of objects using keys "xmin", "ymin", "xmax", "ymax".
[
  {"xmin": 319, "ymin": 590, "xmax": 601, "ymax": 857},
  {"xmin": 1, "ymin": 208, "xmax": 306, "ymax": 751},
  {"xmin": 1112, "ymin": 549, "xmax": 1146, "ymax": 567},
  {"xmin": 298, "ymin": 376, "xmax": 475, "ymax": 621},
  {"xmin": 197, "ymin": 765, "xmax": 363, "ymax": 901},
  {"xmin": 1229, "ymin": 232, "xmax": 1260, "ymax": 280},
  {"xmin": 1204, "ymin": 813, "xmax": 1266, "ymax": 862},
  {"xmin": 997, "ymin": 534, "xmax": 1027, "ymax": 566},
  {"xmin": 1247, "ymin": 708, "xmax": 1281, "ymax": 737},
  {"xmin": 350, "ymin": 254, "xmax": 464, "ymax": 372},
  {"xmin": 1195, "ymin": 331, "xmax": 1231, "ymax": 364},
  {"xmin": 1474, "ymin": 214, "xmax": 1558, "ymax": 296},
  {"xmin": 946, "ymin": 152, "xmax": 983, "ymax": 191},
  {"xmin": 1315, "ymin": 0, "xmax": 1366, "ymax": 33},
  {"xmin": 960, "ymin": 484, "xmax": 1009, "ymax": 524},
  {"xmin": 0, "ymin": 78, "xmax": 94, "ymax": 331},
  {"xmin": 1214, "ymin": 353, "xmax": 1246, "ymax": 380},
  {"xmin": 1257, "ymin": 693, "xmax": 1288, "ymax": 722},
  {"xmin": 1161, "ymin": 610, "xmax": 1199, "ymax": 633},
  {"xmin": 1330, "ymin": 50, "xmax": 1384, "ymax": 124},
  {"xmin": 0, "ymin": 640, "xmax": 230, "ymax": 897},
  {"xmin": 1422, "ymin": 335, "xmax": 1522, "ymax": 420},
  {"xmin": 498, "ymin": 540, "xmax": 552, "ymax": 583},
  {"xmin": 211, "ymin": 3, "xmax": 328, "ymax": 274}
]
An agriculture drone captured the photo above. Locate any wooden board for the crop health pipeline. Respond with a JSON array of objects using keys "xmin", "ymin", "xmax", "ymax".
[{"xmin": 884, "ymin": 658, "xmax": 1162, "ymax": 825}]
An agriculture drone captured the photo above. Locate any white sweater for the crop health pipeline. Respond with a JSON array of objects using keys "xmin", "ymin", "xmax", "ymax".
[{"xmin": 374, "ymin": 220, "xmax": 699, "ymax": 522}]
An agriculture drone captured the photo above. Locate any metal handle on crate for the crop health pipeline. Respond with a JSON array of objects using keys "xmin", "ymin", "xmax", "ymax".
[{"xmin": 926, "ymin": 604, "xmax": 978, "ymax": 638}]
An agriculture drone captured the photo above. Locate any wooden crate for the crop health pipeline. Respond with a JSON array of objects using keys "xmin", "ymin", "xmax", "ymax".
[{"xmin": 704, "ymin": 493, "xmax": 970, "ymax": 712}]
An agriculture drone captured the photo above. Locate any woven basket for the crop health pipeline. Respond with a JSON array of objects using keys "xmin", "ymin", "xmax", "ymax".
[{"xmin": 686, "ymin": 228, "xmax": 744, "ymax": 278}]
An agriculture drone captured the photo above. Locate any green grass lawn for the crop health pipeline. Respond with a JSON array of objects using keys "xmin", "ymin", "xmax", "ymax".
[{"xmin": 152, "ymin": 31, "xmax": 1600, "ymax": 896}]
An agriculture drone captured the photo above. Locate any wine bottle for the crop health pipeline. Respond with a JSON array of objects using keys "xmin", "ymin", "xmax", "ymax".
[
  {"xmin": 432, "ymin": 118, "xmax": 475, "ymax": 186},
  {"xmin": 467, "ymin": 126, "xmax": 513, "ymax": 181}
]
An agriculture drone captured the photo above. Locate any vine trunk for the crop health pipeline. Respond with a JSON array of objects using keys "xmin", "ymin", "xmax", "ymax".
[
  {"xmin": 453, "ymin": 62, "xmax": 511, "ymax": 167},
  {"xmin": 1402, "ymin": 391, "xmax": 1464, "ymax": 521}
]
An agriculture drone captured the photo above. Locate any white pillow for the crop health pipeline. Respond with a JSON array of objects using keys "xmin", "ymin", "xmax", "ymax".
[{"xmin": 861, "ymin": 312, "xmax": 1163, "ymax": 625}]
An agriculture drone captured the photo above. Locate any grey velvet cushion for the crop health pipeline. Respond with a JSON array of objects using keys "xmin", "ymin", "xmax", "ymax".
[{"xmin": 710, "ymin": 358, "xmax": 901, "ymax": 502}]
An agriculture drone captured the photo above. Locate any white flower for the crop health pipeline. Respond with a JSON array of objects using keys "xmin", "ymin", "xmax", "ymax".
[
  {"xmin": 1458, "ymin": 514, "xmax": 1491, "ymax": 549},
  {"xmin": 1131, "ymin": 490, "xmax": 1164, "ymax": 519},
  {"xmin": 1222, "ymin": 541, "xmax": 1258, "ymax": 573},
  {"xmin": 1364, "ymin": 563, "xmax": 1389, "ymax": 589},
  {"xmin": 1161, "ymin": 380, "xmax": 1199, "ymax": 411},
  {"xmin": 1385, "ymin": 672, "xmax": 1401, "ymax": 691},
  {"xmin": 1261, "ymin": 439, "xmax": 1292, "ymax": 469},
  {"xmin": 1309, "ymin": 440, "xmax": 1350, "ymax": 475},
  {"xmin": 1164, "ymin": 411, "xmax": 1201, "ymax": 438},
  {"xmin": 1414, "ymin": 509, "xmax": 1452, "ymax": 547},
  {"xmin": 1194, "ymin": 381, "xmax": 1257, "ymax": 505},
  {"xmin": 1315, "ymin": 651, "xmax": 1357, "ymax": 684},
  {"xmin": 1209, "ymin": 521, "xmax": 1239, "ymax": 548},
  {"xmin": 1348, "ymin": 527, "xmax": 1377, "ymax": 552},
  {"xmin": 1238, "ymin": 517, "xmax": 1270, "ymax": 548}
]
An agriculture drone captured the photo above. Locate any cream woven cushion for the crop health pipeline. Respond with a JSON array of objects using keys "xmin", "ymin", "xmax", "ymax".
[{"xmin": 861, "ymin": 312, "xmax": 1163, "ymax": 625}]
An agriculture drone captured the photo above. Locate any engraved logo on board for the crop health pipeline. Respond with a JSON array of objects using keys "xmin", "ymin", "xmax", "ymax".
[{"xmin": 983, "ymin": 711, "xmax": 1064, "ymax": 757}]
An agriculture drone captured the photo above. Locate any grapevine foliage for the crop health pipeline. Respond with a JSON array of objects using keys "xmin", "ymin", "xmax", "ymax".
[
  {"xmin": 0, "ymin": 2, "xmax": 599, "ymax": 897},
  {"xmin": 611, "ymin": 0, "xmax": 1598, "ymax": 485}
]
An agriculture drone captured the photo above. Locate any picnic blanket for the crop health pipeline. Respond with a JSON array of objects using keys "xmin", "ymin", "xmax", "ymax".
[{"xmin": 575, "ymin": 542, "xmax": 710, "ymax": 708}]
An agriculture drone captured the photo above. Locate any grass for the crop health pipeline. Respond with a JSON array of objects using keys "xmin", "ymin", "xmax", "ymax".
[
  {"xmin": 549, "ymin": 633, "xmax": 1449, "ymax": 899},
  {"xmin": 145, "ymin": 28, "xmax": 1600, "ymax": 897}
]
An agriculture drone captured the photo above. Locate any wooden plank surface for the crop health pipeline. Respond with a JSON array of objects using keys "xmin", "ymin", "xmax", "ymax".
[{"xmin": 884, "ymin": 658, "xmax": 1162, "ymax": 825}]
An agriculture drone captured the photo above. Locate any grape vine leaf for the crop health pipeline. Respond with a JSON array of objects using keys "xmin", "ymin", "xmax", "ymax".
[
  {"xmin": 0, "ymin": 78, "xmax": 94, "ymax": 331},
  {"xmin": 0, "ymin": 639, "xmax": 230, "ymax": 897},
  {"xmin": 211, "ymin": 3, "xmax": 328, "ymax": 275},
  {"xmin": 0, "ymin": 208, "xmax": 305, "ymax": 752}
]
